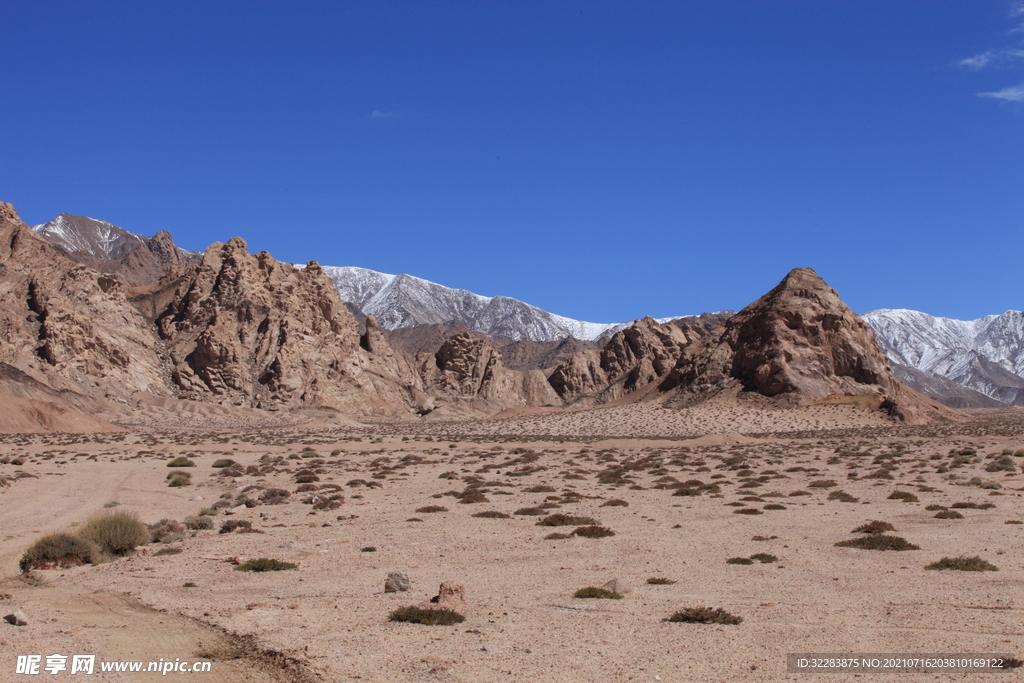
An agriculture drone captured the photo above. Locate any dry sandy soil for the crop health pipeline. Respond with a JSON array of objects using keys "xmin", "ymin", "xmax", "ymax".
[{"xmin": 1, "ymin": 402, "xmax": 1022, "ymax": 682}]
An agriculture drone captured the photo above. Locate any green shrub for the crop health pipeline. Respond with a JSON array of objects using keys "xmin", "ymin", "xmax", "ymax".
[
  {"xmin": 764, "ymin": 503, "xmax": 787, "ymax": 510},
  {"xmin": 827, "ymin": 491, "xmax": 859, "ymax": 503},
  {"xmin": 76, "ymin": 511, "xmax": 150, "ymax": 556},
  {"xmin": 985, "ymin": 457, "xmax": 1016, "ymax": 472},
  {"xmin": 835, "ymin": 534, "xmax": 919, "ymax": 551},
  {"xmin": 19, "ymin": 533, "xmax": 98, "ymax": 572},
  {"xmin": 573, "ymin": 587, "xmax": 622, "ymax": 599},
  {"xmin": 925, "ymin": 556, "xmax": 997, "ymax": 572},
  {"xmin": 536, "ymin": 514, "xmax": 598, "ymax": 527},
  {"xmin": 934, "ymin": 510, "xmax": 964, "ymax": 519},
  {"xmin": 749, "ymin": 553, "xmax": 778, "ymax": 563},
  {"xmin": 360, "ymin": 546, "xmax": 377, "ymax": 552},
  {"xmin": 524, "ymin": 485, "xmax": 557, "ymax": 493},
  {"xmin": 646, "ymin": 577, "xmax": 676, "ymax": 585},
  {"xmin": 727, "ymin": 557, "xmax": 754, "ymax": 565},
  {"xmin": 572, "ymin": 525, "xmax": 615, "ymax": 538},
  {"xmin": 514, "ymin": 506, "xmax": 546, "ymax": 516},
  {"xmin": 388, "ymin": 606, "xmax": 465, "ymax": 625},
  {"xmin": 167, "ymin": 457, "xmax": 195, "ymax": 467},
  {"xmin": 808, "ymin": 480, "xmax": 837, "ymax": 488},
  {"xmin": 147, "ymin": 518, "xmax": 185, "ymax": 542},
  {"xmin": 472, "ymin": 511, "xmax": 510, "ymax": 518},
  {"xmin": 167, "ymin": 472, "xmax": 192, "ymax": 487},
  {"xmin": 664, "ymin": 607, "xmax": 742, "ymax": 625},
  {"xmin": 887, "ymin": 491, "xmax": 919, "ymax": 502},
  {"xmin": 211, "ymin": 459, "xmax": 236, "ymax": 468},
  {"xmin": 234, "ymin": 558, "xmax": 298, "ymax": 572}
]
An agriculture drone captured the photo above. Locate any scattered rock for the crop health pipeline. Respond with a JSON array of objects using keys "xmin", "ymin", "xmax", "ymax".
[
  {"xmin": 423, "ymin": 581, "xmax": 466, "ymax": 608},
  {"xmin": 384, "ymin": 571, "xmax": 412, "ymax": 593},
  {"xmin": 4, "ymin": 610, "xmax": 28, "ymax": 626}
]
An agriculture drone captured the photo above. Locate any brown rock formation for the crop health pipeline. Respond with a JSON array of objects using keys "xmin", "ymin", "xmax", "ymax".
[{"xmin": 548, "ymin": 317, "xmax": 705, "ymax": 405}]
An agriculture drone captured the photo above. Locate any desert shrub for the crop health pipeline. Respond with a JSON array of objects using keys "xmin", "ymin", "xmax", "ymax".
[
  {"xmin": 573, "ymin": 587, "xmax": 622, "ymax": 599},
  {"xmin": 295, "ymin": 474, "xmax": 320, "ymax": 484},
  {"xmin": 313, "ymin": 499, "xmax": 343, "ymax": 511},
  {"xmin": 764, "ymin": 503, "xmax": 787, "ymax": 510},
  {"xmin": 1006, "ymin": 520, "xmax": 1023, "ymax": 525},
  {"xmin": 235, "ymin": 495, "xmax": 259, "ymax": 508},
  {"xmin": 167, "ymin": 457, "xmax": 195, "ymax": 467},
  {"xmin": 458, "ymin": 491, "xmax": 489, "ymax": 504},
  {"xmin": 664, "ymin": 607, "xmax": 742, "ymax": 625},
  {"xmin": 827, "ymin": 491, "xmax": 859, "ymax": 503},
  {"xmin": 259, "ymin": 488, "xmax": 291, "ymax": 505},
  {"xmin": 524, "ymin": 485, "xmax": 556, "ymax": 493},
  {"xmin": 934, "ymin": 510, "xmax": 964, "ymax": 519},
  {"xmin": 77, "ymin": 511, "xmax": 150, "ymax": 556},
  {"xmin": 211, "ymin": 459, "xmax": 236, "ymax": 468},
  {"xmin": 20, "ymin": 533, "xmax": 97, "ymax": 572},
  {"xmin": 388, "ymin": 606, "xmax": 465, "ymax": 625},
  {"xmin": 572, "ymin": 525, "xmax": 615, "ymax": 538},
  {"xmin": 415, "ymin": 505, "xmax": 448, "ymax": 513},
  {"xmin": 153, "ymin": 547, "xmax": 182, "ymax": 556},
  {"xmin": 647, "ymin": 577, "xmax": 676, "ymax": 585},
  {"xmin": 853, "ymin": 520, "xmax": 895, "ymax": 534},
  {"xmin": 808, "ymin": 480, "xmax": 837, "ymax": 488},
  {"xmin": 925, "ymin": 556, "xmax": 997, "ymax": 572},
  {"xmin": 985, "ymin": 456, "xmax": 1016, "ymax": 472},
  {"xmin": 360, "ymin": 546, "xmax": 377, "ymax": 552},
  {"xmin": 601, "ymin": 498, "xmax": 629, "ymax": 507},
  {"xmin": 472, "ymin": 511, "xmax": 510, "ymax": 518},
  {"xmin": 727, "ymin": 557, "xmax": 754, "ymax": 565},
  {"xmin": 835, "ymin": 534, "xmax": 919, "ymax": 551},
  {"xmin": 147, "ymin": 518, "xmax": 185, "ymax": 543},
  {"xmin": 924, "ymin": 504, "xmax": 947, "ymax": 511},
  {"xmin": 750, "ymin": 553, "xmax": 778, "ymax": 563},
  {"xmin": 544, "ymin": 532, "xmax": 571, "ymax": 539},
  {"xmin": 184, "ymin": 515, "xmax": 214, "ymax": 530},
  {"xmin": 514, "ymin": 506, "xmax": 546, "ymax": 516},
  {"xmin": 951, "ymin": 501, "xmax": 993, "ymax": 509},
  {"xmin": 219, "ymin": 520, "xmax": 252, "ymax": 534},
  {"xmin": 167, "ymin": 472, "xmax": 192, "ymax": 487},
  {"xmin": 536, "ymin": 514, "xmax": 598, "ymax": 527},
  {"xmin": 887, "ymin": 491, "xmax": 919, "ymax": 502},
  {"xmin": 295, "ymin": 483, "xmax": 318, "ymax": 493},
  {"xmin": 733, "ymin": 508, "xmax": 763, "ymax": 515},
  {"xmin": 234, "ymin": 558, "xmax": 297, "ymax": 572}
]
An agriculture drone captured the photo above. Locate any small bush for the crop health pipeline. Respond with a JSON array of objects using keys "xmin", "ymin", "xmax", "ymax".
[
  {"xmin": 887, "ymin": 491, "xmax": 919, "ymax": 503},
  {"xmin": 764, "ymin": 503, "xmax": 787, "ymax": 510},
  {"xmin": 416, "ymin": 505, "xmax": 448, "ymax": 513},
  {"xmin": 153, "ymin": 547, "xmax": 182, "ymax": 556},
  {"xmin": 835, "ymin": 534, "xmax": 919, "ymax": 551},
  {"xmin": 20, "ymin": 533, "xmax": 97, "ymax": 572},
  {"xmin": 458, "ymin": 491, "xmax": 489, "ymax": 504},
  {"xmin": 167, "ymin": 457, "xmax": 195, "ymax": 467},
  {"xmin": 388, "ymin": 606, "xmax": 465, "ymax": 625},
  {"xmin": 77, "ymin": 511, "xmax": 150, "ymax": 556},
  {"xmin": 934, "ymin": 510, "xmax": 964, "ymax": 519},
  {"xmin": 925, "ymin": 556, "xmax": 997, "ymax": 572},
  {"xmin": 750, "ymin": 553, "xmax": 778, "ymax": 563},
  {"xmin": 211, "ymin": 459, "xmax": 236, "ymax": 468},
  {"xmin": 924, "ymin": 504, "xmax": 947, "ymax": 511},
  {"xmin": 601, "ymin": 499, "xmax": 629, "ymax": 507},
  {"xmin": 827, "ymin": 491, "xmax": 859, "ymax": 503},
  {"xmin": 167, "ymin": 472, "xmax": 192, "ymax": 487},
  {"xmin": 727, "ymin": 557, "xmax": 754, "ymax": 565},
  {"xmin": 184, "ymin": 515, "xmax": 214, "ymax": 530},
  {"xmin": 808, "ymin": 480, "xmax": 837, "ymax": 488},
  {"xmin": 234, "ymin": 558, "xmax": 297, "ymax": 572},
  {"xmin": 647, "ymin": 577, "xmax": 676, "ymax": 585},
  {"xmin": 853, "ymin": 520, "xmax": 895, "ymax": 534},
  {"xmin": 665, "ymin": 607, "xmax": 742, "ymax": 625},
  {"xmin": 733, "ymin": 508, "xmax": 763, "ymax": 515},
  {"xmin": 951, "ymin": 501, "xmax": 994, "ymax": 509},
  {"xmin": 514, "ymin": 506, "xmax": 546, "ymax": 516},
  {"xmin": 259, "ymin": 488, "xmax": 290, "ymax": 505},
  {"xmin": 147, "ymin": 519, "xmax": 185, "ymax": 543},
  {"xmin": 572, "ymin": 525, "xmax": 615, "ymax": 538},
  {"xmin": 219, "ymin": 520, "xmax": 252, "ymax": 534},
  {"xmin": 573, "ymin": 587, "xmax": 622, "ymax": 599},
  {"xmin": 472, "ymin": 511, "xmax": 510, "ymax": 519},
  {"xmin": 524, "ymin": 485, "xmax": 556, "ymax": 493},
  {"xmin": 544, "ymin": 532, "xmax": 571, "ymax": 539},
  {"xmin": 985, "ymin": 456, "xmax": 1016, "ymax": 472},
  {"xmin": 536, "ymin": 514, "xmax": 598, "ymax": 527},
  {"xmin": 361, "ymin": 546, "xmax": 377, "ymax": 552}
]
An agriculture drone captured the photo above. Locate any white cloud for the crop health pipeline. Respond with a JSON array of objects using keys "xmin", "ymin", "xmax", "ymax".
[
  {"xmin": 978, "ymin": 82, "xmax": 1024, "ymax": 101},
  {"xmin": 371, "ymin": 110, "xmax": 400, "ymax": 118},
  {"xmin": 959, "ymin": 48, "xmax": 1024, "ymax": 68}
]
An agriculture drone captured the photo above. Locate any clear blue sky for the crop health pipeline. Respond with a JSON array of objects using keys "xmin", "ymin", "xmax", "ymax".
[{"xmin": 3, "ymin": 1, "xmax": 1022, "ymax": 323}]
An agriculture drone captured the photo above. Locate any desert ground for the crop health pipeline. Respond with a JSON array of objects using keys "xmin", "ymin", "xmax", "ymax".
[{"xmin": 1, "ymin": 401, "xmax": 1022, "ymax": 682}]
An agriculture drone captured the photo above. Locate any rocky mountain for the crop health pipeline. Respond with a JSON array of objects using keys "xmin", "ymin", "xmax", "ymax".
[
  {"xmin": 863, "ymin": 309, "xmax": 1024, "ymax": 406},
  {"xmin": 32, "ymin": 213, "xmax": 200, "ymax": 287},
  {"xmin": 658, "ymin": 268, "xmax": 952, "ymax": 422}
]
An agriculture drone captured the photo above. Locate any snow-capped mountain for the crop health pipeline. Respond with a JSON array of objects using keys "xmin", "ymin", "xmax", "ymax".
[
  {"xmin": 32, "ymin": 213, "xmax": 147, "ymax": 259},
  {"xmin": 319, "ymin": 265, "xmax": 700, "ymax": 343},
  {"xmin": 319, "ymin": 265, "xmax": 644, "ymax": 342},
  {"xmin": 863, "ymin": 308, "xmax": 1024, "ymax": 406}
]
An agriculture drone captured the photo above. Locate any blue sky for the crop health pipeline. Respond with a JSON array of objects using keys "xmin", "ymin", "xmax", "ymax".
[{"xmin": 3, "ymin": 1, "xmax": 1022, "ymax": 323}]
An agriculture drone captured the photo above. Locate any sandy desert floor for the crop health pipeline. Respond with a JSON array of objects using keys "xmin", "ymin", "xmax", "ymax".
[{"xmin": 1, "ymin": 402, "xmax": 1022, "ymax": 682}]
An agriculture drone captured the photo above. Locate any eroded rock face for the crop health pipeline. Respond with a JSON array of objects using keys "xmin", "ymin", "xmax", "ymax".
[
  {"xmin": 549, "ymin": 317, "xmax": 704, "ymax": 404},
  {"xmin": 661, "ymin": 268, "xmax": 897, "ymax": 404}
]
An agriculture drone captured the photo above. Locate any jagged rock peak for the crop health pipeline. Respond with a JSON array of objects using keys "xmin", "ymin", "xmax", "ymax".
[
  {"xmin": 32, "ymin": 213, "xmax": 146, "ymax": 260},
  {"xmin": 662, "ymin": 267, "xmax": 896, "ymax": 405}
]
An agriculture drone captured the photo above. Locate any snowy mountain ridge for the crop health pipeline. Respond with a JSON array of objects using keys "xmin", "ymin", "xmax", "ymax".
[
  {"xmin": 317, "ymin": 265, "xmax": 690, "ymax": 343},
  {"xmin": 863, "ymin": 308, "xmax": 1024, "ymax": 405},
  {"xmin": 32, "ymin": 213, "xmax": 146, "ymax": 260}
]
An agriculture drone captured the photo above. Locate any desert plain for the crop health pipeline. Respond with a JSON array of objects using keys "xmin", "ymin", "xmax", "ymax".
[{"xmin": 1, "ymin": 399, "xmax": 1022, "ymax": 683}]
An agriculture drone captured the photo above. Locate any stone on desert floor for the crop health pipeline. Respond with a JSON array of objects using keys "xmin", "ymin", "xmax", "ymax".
[
  {"xmin": 4, "ymin": 610, "xmax": 28, "ymax": 626},
  {"xmin": 601, "ymin": 579, "xmax": 631, "ymax": 595},
  {"xmin": 385, "ymin": 571, "xmax": 412, "ymax": 593},
  {"xmin": 422, "ymin": 582, "xmax": 466, "ymax": 608}
]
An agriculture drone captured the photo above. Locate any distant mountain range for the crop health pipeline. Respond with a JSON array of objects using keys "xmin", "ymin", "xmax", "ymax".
[{"xmin": 25, "ymin": 211, "xmax": 1024, "ymax": 409}]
